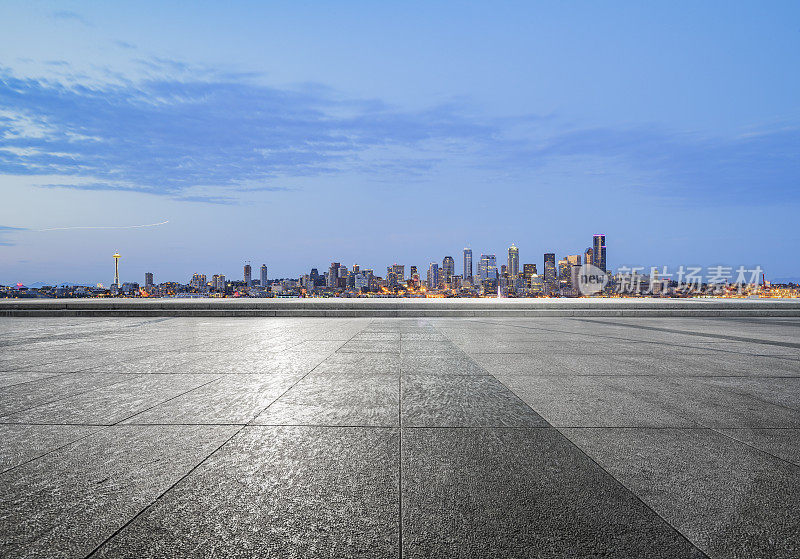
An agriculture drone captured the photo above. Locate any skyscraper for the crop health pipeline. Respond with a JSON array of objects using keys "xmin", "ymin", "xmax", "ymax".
[
  {"xmin": 478, "ymin": 254, "xmax": 497, "ymax": 283},
  {"xmin": 260, "ymin": 264, "xmax": 268, "ymax": 288},
  {"xmin": 463, "ymin": 248, "xmax": 473, "ymax": 282},
  {"xmin": 592, "ymin": 235, "xmax": 607, "ymax": 272},
  {"xmin": 144, "ymin": 272, "xmax": 153, "ymax": 287},
  {"xmin": 543, "ymin": 253, "xmax": 556, "ymax": 293},
  {"xmin": 442, "ymin": 256, "xmax": 455, "ymax": 285},
  {"xmin": 508, "ymin": 244, "xmax": 519, "ymax": 278},
  {"xmin": 523, "ymin": 264, "xmax": 537, "ymax": 283},
  {"xmin": 584, "ymin": 247, "xmax": 594, "ymax": 267},
  {"xmin": 327, "ymin": 262, "xmax": 340, "ymax": 288},
  {"xmin": 427, "ymin": 263, "xmax": 439, "ymax": 289},
  {"xmin": 391, "ymin": 264, "xmax": 405, "ymax": 281}
]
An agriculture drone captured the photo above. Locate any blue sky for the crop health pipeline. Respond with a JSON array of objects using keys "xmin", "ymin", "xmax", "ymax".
[{"xmin": 1, "ymin": 1, "xmax": 798, "ymax": 285}]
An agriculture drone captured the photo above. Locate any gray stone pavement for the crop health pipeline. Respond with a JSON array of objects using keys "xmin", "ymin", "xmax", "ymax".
[{"xmin": 0, "ymin": 316, "xmax": 798, "ymax": 558}]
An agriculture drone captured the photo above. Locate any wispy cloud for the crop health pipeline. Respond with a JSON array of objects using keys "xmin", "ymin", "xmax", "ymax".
[
  {"xmin": 0, "ymin": 64, "xmax": 797, "ymax": 206},
  {"xmin": 0, "ymin": 67, "xmax": 494, "ymax": 198},
  {"xmin": 112, "ymin": 40, "xmax": 137, "ymax": 50},
  {"xmin": 0, "ymin": 225, "xmax": 27, "ymax": 246},
  {"xmin": 50, "ymin": 11, "xmax": 92, "ymax": 27},
  {"xmin": 35, "ymin": 221, "xmax": 168, "ymax": 232}
]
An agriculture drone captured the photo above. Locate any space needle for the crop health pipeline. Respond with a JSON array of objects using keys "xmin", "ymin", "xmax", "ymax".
[{"xmin": 113, "ymin": 252, "xmax": 121, "ymax": 288}]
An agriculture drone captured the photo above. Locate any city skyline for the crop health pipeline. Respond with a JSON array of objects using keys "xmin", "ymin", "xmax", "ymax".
[{"xmin": 1, "ymin": 2, "xmax": 798, "ymax": 284}]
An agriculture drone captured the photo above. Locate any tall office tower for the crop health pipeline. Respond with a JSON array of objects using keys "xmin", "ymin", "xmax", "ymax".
[
  {"xmin": 593, "ymin": 234, "xmax": 607, "ymax": 272},
  {"xmin": 584, "ymin": 247, "xmax": 594, "ymax": 267},
  {"xmin": 112, "ymin": 252, "xmax": 121, "ymax": 288},
  {"xmin": 392, "ymin": 264, "xmax": 405, "ymax": 281},
  {"xmin": 144, "ymin": 272, "xmax": 154, "ymax": 287},
  {"xmin": 463, "ymin": 248, "xmax": 473, "ymax": 282},
  {"xmin": 560, "ymin": 256, "xmax": 582, "ymax": 293},
  {"xmin": 478, "ymin": 254, "xmax": 497, "ymax": 283},
  {"xmin": 427, "ymin": 263, "xmax": 439, "ymax": 289},
  {"xmin": 410, "ymin": 266, "xmax": 418, "ymax": 282},
  {"xmin": 260, "ymin": 265, "xmax": 268, "ymax": 288},
  {"xmin": 500, "ymin": 264, "xmax": 508, "ymax": 276},
  {"xmin": 243, "ymin": 263, "xmax": 252, "ymax": 287},
  {"xmin": 558, "ymin": 258, "xmax": 571, "ymax": 286},
  {"xmin": 352, "ymin": 264, "xmax": 360, "ymax": 274},
  {"xmin": 310, "ymin": 268, "xmax": 320, "ymax": 287},
  {"xmin": 508, "ymin": 244, "xmax": 519, "ymax": 278},
  {"xmin": 327, "ymin": 263, "xmax": 340, "ymax": 288},
  {"xmin": 543, "ymin": 253, "xmax": 556, "ymax": 291},
  {"xmin": 442, "ymin": 256, "xmax": 455, "ymax": 285},
  {"xmin": 523, "ymin": 264, "xmax": 537, "ymax": 283}
]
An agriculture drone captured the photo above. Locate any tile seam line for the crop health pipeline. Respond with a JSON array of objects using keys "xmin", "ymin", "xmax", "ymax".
[
  {"xmin": 0, "ymin": 424, "xmax": 114, "ymax": 476},
  {"xmin": 113, "ymin": 374, "xmax": 226, "ymax": 425},
  {"xmin": 708, "ymin": 427, "xmax": 800, "ymax": 469},
  {"xmin": 0, "ymin": 373, "xmax": 148, "ymax": 419},
  {"xmin": 0, "ymin": 371, "xmax": 70, "ymax": 390},
  {"xmin": 397, "ymin": 318, "xmax": 403, "ymax": 559},
  {"xmin": 436, "ymin": 322, "xmax": 710, "ymax": 558},
  {"xmin": 83, "ymin": 423, "xmax": 247, "ymax": 559}
]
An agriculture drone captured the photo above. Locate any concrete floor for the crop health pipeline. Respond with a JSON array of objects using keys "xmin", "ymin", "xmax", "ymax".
[{"xmin": 1, "ymin": 316, "xmax": 798, "ymax": 558}]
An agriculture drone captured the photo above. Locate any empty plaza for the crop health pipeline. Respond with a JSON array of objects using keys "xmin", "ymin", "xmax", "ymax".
[{"xmin": 1, "ymin": 310, "xmax": 799, "ymax": 558}]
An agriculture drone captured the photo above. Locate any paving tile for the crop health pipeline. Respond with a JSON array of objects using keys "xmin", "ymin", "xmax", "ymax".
[
  {"xmin": 499, "ymin": 375, "xmax": 700, "ymax": 427},
  {"xmin": 123, "ymin": 374, "xmax": 299, "ymax": 424},
  {"xmin": 338, "ymin": 340, "xmax": 401, "ymax": 353},
  {"xmin": 310, "ymin": 351, "xmax": 400, "ymax": 375},
  {"xmin": 400, "ymin": 353, "xmax": 488, "ymax": 376},
  {"xmin": 2, "ymin": 374, "xmax": 220, "ymax": 425},
  {"xmin": 718, "ymin": 428, "xmax": 800, "ymax": 466},
  {"xmin": 0, "ymin": 424, "xmax": 102, "ymax": 472},
  {"xmin": 563, "ymin": 427, "xmax": 800, "ymax": 559},
  {"xmin": 400, "ymin": 340, "xmax": 461, "ymax": 354},
  {"xmin": 0, "ymin": 372, "xmax": 132, "ymax": 417},
  {"xmin": 696, "ymin": 377, "xmax": 800, "ymax": 411},
  {"xmin": 0, "ymin": 425, "xmax": 238, "ymax": 558},
  {"xmin": 254, "ymin": 374, "xmax": 399, "ymax": 426},
  {"xmin": 0, "ymin": 371, "xmax": 60, "ymax": 388},
  {"xmin": 401, "ymin": 375, "xmax": 546, "ymax": 427},
  {"xmin": 92, "ymin": 426, "xmax": 399, "ymax": 558},
  {"xmin": 402, "ymin": 428, "xmax": 704, "ymax": 558}
]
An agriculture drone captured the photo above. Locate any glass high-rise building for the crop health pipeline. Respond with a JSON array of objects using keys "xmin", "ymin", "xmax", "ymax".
[
  {"xmin": 463, "ymin": 248, "xmax": 473, "ymax": 282},
  {"xmin": 523, "ymin": 264, "xmax": 537, "ymax": 284},
  {"xmin": 391, "ymin": 264, "xmax": 405, "ymax": 281},
  {"xmin": 508, "ymin": 244, "xmax": 519, "ymax": 278},
  {"xmin": 144, "ymin": 272, "xmax": 154, "ymax": 287},
  {"xmin": 243, "ymin": 263, "xmax": 252, "ymax": 287},
  {"xmin": 427, "ymin": 263, "xmax": 439, "ymax": 289},
  {"xmin": 478, "ymin": 254, "xmax": 497, "ymax": 283},
  {"xmin": 327, "ymin": 262, "xmax": 340, "ymax": 288},
  {"xmin": 442, "ymin": 256, "xmax": 455, "ymax": 285},
  {"xmin": 260, "ymin": 264, "xmax": 268, "ymax": 288},
  {"xmin": 543, "ymin": 253, "xmax": 556, "ymax": 291},
  {"xmin": 593, "ymin": 235, "xmax": 607, "ymax": 272}
]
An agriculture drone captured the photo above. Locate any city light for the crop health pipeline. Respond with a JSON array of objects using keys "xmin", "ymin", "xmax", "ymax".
[{"xmin": 2, "ymin": 235, "xmax": 796, "ymax": 299}]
